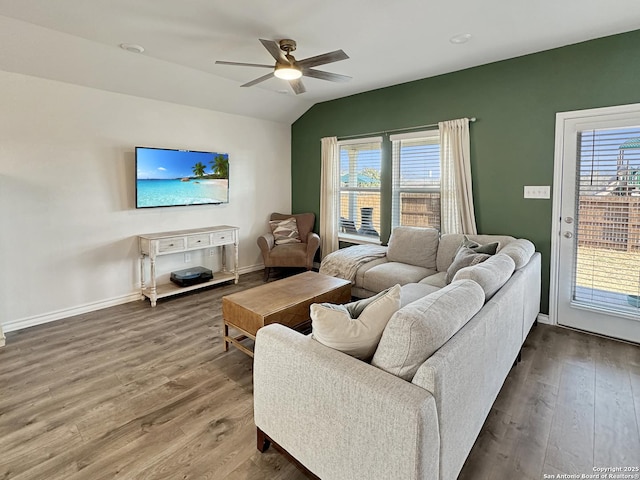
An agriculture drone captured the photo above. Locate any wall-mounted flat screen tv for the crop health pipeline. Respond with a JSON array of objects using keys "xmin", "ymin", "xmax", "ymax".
[{"xmin": 135, "ymin": 146, "xmax": 229, "ymax": 208}]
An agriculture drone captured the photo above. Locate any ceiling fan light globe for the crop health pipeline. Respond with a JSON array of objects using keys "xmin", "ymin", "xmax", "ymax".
[{"xmin": 274, "ymin": 66, "xmax": 302, "ymax": 80}]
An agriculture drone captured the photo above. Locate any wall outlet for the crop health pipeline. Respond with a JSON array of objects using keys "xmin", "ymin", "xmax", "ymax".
[
  {"xmin": 209, "ymin": 248, "xmax": 215, "ymax": 256},
  {"xmin": 184, "ymin": 253, "xmax": 191, "ymax": 263},
  {"xmin": 524, "ymin": 185, "xmax": 551, "ymax": 199}
]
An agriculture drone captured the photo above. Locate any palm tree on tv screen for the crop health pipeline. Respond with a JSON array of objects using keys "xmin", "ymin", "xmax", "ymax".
[
  {"xmin": 192, "ymin": 162, "xmax": 207, "ymax": 177},
  {"xmin": 211, "ymin": 155, "xmax": 229, "ymax": 179}
]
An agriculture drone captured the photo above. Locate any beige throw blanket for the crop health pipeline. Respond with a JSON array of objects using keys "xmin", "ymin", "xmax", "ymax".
[{"xmin": 320, "ymin": 245, "xmax": 387, "ymax": 282}]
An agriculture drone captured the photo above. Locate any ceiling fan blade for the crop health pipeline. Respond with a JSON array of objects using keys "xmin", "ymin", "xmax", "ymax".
[
  {"xmin": 289, "ymin": 78, "xmax": 306, "ymax": 95},
  {"xmin": 259, "ymin": 39, "xmax": 285, "ymax": 61},
  {"xmin": 297, "ymin": 50, "xmax": 349, "ymax": 68},
  {"xmin": 216, "ymin": 61, "xmax": 274, "ymax": 68},
  {"xmin": 303, "ymin": 69, "xmax": 352, "ymax": 83},
  {"xmin": 241, "ymin": 72, "xmax": 275, "ymax": 88}
]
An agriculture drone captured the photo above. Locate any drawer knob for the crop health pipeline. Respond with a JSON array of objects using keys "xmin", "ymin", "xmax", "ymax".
[{"xmin": 169, "ymin": 243, "xmax": 174, "ymax": 246}]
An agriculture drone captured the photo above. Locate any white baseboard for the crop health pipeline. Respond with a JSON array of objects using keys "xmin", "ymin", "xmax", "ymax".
[
  {"xmin": 537, "ymin": 313, "xmax": 551, "ymax": 325},
  {"xmin": 239, "ymin": 263, "xmax": 264, "ymax": 274},
  {"xmin": 2, "ymin": 265, "xmax": 267, "ymax": 334},
  {"xmin": 3, "ymin": 292, "xmax": 142, "ymax": 333}
]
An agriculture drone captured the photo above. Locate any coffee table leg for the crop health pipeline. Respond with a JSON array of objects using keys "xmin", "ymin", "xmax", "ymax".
[{"xmin": 223, "ymin": 322, "xmax": 230, "ymax": 351}]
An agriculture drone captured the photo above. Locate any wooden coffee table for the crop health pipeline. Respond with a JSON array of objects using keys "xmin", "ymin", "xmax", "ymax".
[{"xmin": 222, "ymin": 271, "xmax": 351, "ymax": 357}]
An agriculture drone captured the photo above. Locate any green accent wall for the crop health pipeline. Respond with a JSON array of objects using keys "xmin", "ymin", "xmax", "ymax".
[{"xmin": 291, "ymin": 29, "xmax": 640, "ymax": 314}]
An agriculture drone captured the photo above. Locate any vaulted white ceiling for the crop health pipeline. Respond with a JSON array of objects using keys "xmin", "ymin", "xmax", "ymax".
[{"xmin": 0, "ymin": 0, "xmax": 639, "ymax": 124}]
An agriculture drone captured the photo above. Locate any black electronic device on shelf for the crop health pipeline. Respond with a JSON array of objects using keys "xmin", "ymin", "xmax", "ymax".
[{"xmin": 170, "ymin": 266, "xmax": 213, "ymax": 287}]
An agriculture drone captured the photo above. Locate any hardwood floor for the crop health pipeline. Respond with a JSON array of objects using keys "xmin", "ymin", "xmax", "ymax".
[
  {"xmin": 1, "ymin": 271, "xmax": 639, "ymax": 479},
  {"xmin": 459, "ymin": 321, "xmax": 640, "ymax": 479}
]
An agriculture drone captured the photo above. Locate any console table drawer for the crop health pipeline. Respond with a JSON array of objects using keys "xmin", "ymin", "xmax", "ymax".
[
  {"xmin": 212, "ymin": 231, "xmax": 234, "ymax": 246},
  {"xmin": 158, "ymin": 237, "xmax": 185, "ymax": 253},
  {"xmin": 187, "ymin": 234, "xmax": 211, "ymax": 248}
]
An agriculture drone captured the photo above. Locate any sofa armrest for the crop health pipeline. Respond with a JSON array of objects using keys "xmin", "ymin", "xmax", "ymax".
[
  {"xmin": 254, "ymin": 324, "xmax": 440, "ymax": 480},
  {"xmin": 257, "ymin": 233, "xmax": 275, "ymax": 257}
]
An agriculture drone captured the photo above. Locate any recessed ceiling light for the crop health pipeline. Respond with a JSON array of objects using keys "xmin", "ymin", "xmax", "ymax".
[
  {"xmin": 449, "ymin": 33, "xmax": 472, "ymax": 45},
  {"xmin": 120, "ymin": 43, "xmax": 145, "ymax": 54}
]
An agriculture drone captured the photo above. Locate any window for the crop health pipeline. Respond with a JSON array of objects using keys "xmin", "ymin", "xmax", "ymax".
[
  {"xmin": 573, "ymin": 126, "xmax": 640, "ymax": 314},
  {"xmin": 338, "ymin": 137, "xmax": 382, "ymax": 242},
  {"xmin": 391, "ymin": 130, "xmax": 441, "ymax": 229}
]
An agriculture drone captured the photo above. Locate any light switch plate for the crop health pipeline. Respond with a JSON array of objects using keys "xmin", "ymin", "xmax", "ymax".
[{"xmin": 524, "ymin": 185, "xmax": 551, "ymax": 199}]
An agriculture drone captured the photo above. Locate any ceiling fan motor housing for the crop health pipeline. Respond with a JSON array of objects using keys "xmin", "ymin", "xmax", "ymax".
[{"xmin": 278, "ymin": 39, "xmax": 297, "ymax": 53}]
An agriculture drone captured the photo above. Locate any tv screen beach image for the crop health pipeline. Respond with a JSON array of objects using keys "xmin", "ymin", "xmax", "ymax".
[{"xmin": 136, "ymin": 148, "xmax": 229, "ymax": 208}]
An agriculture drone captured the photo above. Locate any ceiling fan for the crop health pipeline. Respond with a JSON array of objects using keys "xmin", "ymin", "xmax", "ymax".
[{"xmin": 215, "ymin": 39, "xmax": 351, "ymax": 95}]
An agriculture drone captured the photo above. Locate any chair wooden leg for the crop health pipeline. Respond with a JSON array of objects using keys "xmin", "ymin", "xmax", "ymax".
[{"xmin": 263, "ymin": 267, "xmax": 270, "ymax": 282}]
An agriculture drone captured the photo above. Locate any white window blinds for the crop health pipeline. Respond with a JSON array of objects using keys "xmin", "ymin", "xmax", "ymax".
[
  {"xmin": 390, "ymin": 130, "xmax": 441, "ymax": 229},
  {"xmin": 338, "ymin": 137, "xmax": 382, "ymax": 241},
  {"xmin": 573, "ymin": 127, "xmax": 640, "ymax": 316}
]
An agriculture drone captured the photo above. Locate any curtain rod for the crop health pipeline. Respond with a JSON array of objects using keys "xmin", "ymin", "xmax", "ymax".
[{"xmin": 337, "ymin": 117, "xmax": 477, "ymax": 141}]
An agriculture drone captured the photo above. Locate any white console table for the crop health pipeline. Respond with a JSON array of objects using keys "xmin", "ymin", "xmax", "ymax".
[{"xmin": 139, "ymin": 225, "xmax": 239, "ymax": 307}]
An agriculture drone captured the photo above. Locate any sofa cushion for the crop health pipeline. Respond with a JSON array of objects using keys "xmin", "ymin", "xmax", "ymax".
[
  {"xmin": 497, "ymin": 238, "xmax": 535, "ymax": 269},
  {"xmin": 268, "ymin": 243, "xmax": 309, "ymax": 264},
  {"xmin": 436, "ymin": 234, "xmax": 466, "ymax": 273},
  {"xmin": 363, "ymin": 262, "xmax": 436, "ymax": 293},
  {"xmin": 387, "ymin": 226, "xmax": 439, "ymax": 269},
  {"xmin": 269, "ymin": 217, "xmax": 301, "ymax": 245},
  {"xmin": 400, "ymin": 283, "xmax": 441, "ymax": 307},
  {"xmin": 310, "ymin": 284, "xmax": 401, "ymax": 360},
  {"xmin": 445, "ymin": 247, "xmax": 491, "ymax": 284},
  {"xmin": 354, "ymin": 256, "xmax": 388, "ymax": 288},
  {"xmin": 371, "ymin": 280, "xmax": 485, "ymax": 381},
  {"xmin": 419, "ymin": 272, "xmax": 447, "ymax": 288},
  {"xmin": 453, "ymin": 253, "xmax": 516, "ymax": 300}
]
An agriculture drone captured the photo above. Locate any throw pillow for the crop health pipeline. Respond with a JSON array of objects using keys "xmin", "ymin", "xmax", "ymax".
[
  {"xmin": 269, "ymin": 217, "xmax": 302, "ymax": 245},
  {"xmin": 311, "ymin": 284, "xmax": 401, "ymax": 361},
  {"xmin": 463, "ymin": 235, "xmax": 500, "ymax": 255},
  {"xmin": 371, "ymin": 280, "xmax": 485, "ymax": 381},
  {"xmin": 445, "ymin": 246, "xmax": 490, "ymax": 284}
]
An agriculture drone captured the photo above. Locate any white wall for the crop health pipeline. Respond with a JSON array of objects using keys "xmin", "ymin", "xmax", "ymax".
[{"xmin": 0, "ymin": 70, "xmax": 291, "ymax": 332}]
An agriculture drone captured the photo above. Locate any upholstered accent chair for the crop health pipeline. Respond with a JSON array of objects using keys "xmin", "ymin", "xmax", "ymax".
[{"xmin": 257, "ymin": 212, "xmax": 321, "ymax": 281}]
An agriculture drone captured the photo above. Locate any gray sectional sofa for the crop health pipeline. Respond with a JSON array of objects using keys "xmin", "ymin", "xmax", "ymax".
[{"xmin": 253, "ymin": 227, "xmax": 541, "ymax": 480}]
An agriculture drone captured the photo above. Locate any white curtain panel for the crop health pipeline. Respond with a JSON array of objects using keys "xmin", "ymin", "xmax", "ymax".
[
  {"xmin": 439, "ymin": 118, "xmax": 478, "ymax": 234},
  {"xmin": 320, "ymin": 136, "xmax": 339, "ymax": 257}
]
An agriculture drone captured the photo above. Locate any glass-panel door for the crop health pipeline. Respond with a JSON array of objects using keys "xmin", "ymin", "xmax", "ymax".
[{"xmin": 553, "ymin": 104, "xmax": 640, "ymax": 343}]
